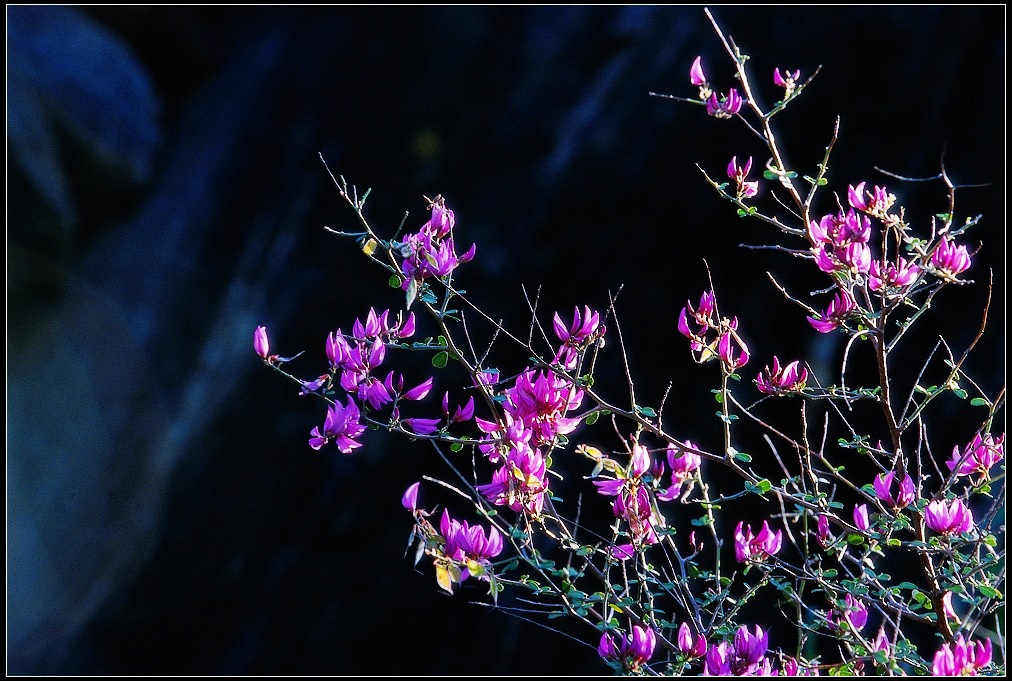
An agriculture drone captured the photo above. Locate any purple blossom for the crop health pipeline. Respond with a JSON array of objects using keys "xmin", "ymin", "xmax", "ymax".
[
  {"xmin": 947, "ymin": 432, "xmax": 1004, "ymax": 479},
  {"xmin": 706, "ymin": 88, "xmax": 743, "ymax": 118},
  {"xmin": 817, "ymin": 514, "xmax": 832, "ymax": 547},
  {"xmin": 690, "ymin": 55, "xmax": 706, "ymax": 87},
  {"xmin": 734, "ymin": 520, "xmax": 783, "ymax": 563},
  {"xmin": 832, "ymin": 594, "xmax": 868, "ymax": 632},
  {"xmin": 308, "ymin": 397, "xmax": 367, "ymax": 453},
  {"xmin": 847, "ymin": 181, "xmax": 896, "ymax": 218},
  {"xmin": 552, "ymin": 305, "xmax": 603, "ymax": 369},
  {"xmin": 933, "ymin": 636, "xmax": 992, "ymax": 676},
  {"xmin": 756, "ymin": 356, "xmax": 808, "ymax": 395},
  {"xmin": 706, "ymin": 626, "xmax": 771, "ymax": 675},
  {"xmin": 678, "ymin": 290, "xmax": 717, "ymax": 351},
  {"xmin": 807, "ymin": 290, "xmax": 857, "ymax": 334},
  {"xmin": 598, "ymin": 626, "xmax": 656, "ymax": 671},
  {"xmin": 401, "ymin": 481, "xmax": 420, "ymax": 511},
  {"xmin": 253, "ymin": 325, "xmax": 271, "ymax": 359},
  {"xmin": 931, "ymin": 237, "xmax": 972, "ymax": 281},
  {"xmin": 727, "ymin": 156, "xmax": 759, "ymax": 198},
  {"xmin": 677, "ymin": 622, "xmax": 707, "ymax": 658},
  {"xmin": 439, "ymin": 510, "xmax": 503, "ymax": 582},
  {"xmin": 925, "ymin": 498, "xmax": 974, "ymax": 535},
  {"xmin": 718, "ymin": 317, "xmax": 749, "ymax": 370},
  {"xmin": 657, "ymin": 441, "xmax": 701, "ymax": 500},
  {"xmin": 401, "ymin": 417, "xmax": 441, "ymax": 435},
  {"xmin": 869, "ymin": 257, "xmax": 920, "ymax": 294},
  {"xmin": 853, "ymin": 504, "xmax": 870, "ymax": 532},
  {"xmin": 401, "ymin": 376, "xmax": 434, "ymax": 401},
  {"xmin": 873, "ymin": 471, "xmax": 916, "ymax": 510},
  {"xmin": 773, "ymin": 67, "xmax": 801, "ymax": 96},
  {"xmin": 477, "ymin": 444, "xmax": 549, "ymax": 514}
]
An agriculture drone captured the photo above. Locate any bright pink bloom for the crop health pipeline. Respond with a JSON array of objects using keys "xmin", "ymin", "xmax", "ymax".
[
  {"xmin": 807, "ymin": 290, "xmax": 857, "ymax": 334},
  {"xmin": 477, "ymin": 444, "xmax": 549, "ymax": 514},
  {"xmin": 931, "ymin": 237, "xmax": 972, "ymax": 281},
  {"xmin": 947, "ymin": 432, "xmax": 1004, "ymax": 479},
  {"xmin": 677, "ymin": 622, "xmax": 707, "ymax": 658},
  {"xmin": 657, "ymin": 441, "xmax": 701, "ymax": 500},
  {"xmin": 873, "ymin": 471, "xmax": 916, "ymax": 509},
  {"xmin": 924, "ymin": 498, "xmax": 974, "ymax": 535},
  {"xmin": 869, "ymin": 257, "xmax": 920, "ymax": 293},
  {"xmin": 817, "ymin": 514, "xmax": 832, "ymax": 547},
  {"xmin": 552, "ymin": 305, "xmax": 603, "ymax": 369},
  {"xmin": 598, "ymin": 626, "xmax": 656, "ymax": 670},
  {"xmin": 933, "ymin": 636, "xmax": 992, "ymax": 675},
  {"xmin": 689, "ymin": 56, "xmax": 706, "ymax": 86},
  {"xmin": 847, "ymin": 182, "xmax": 896, "ymax": 217},
  {"xmin": 727, "ymin": 156, "xmax": 759, "ymax": 198},
  {"xmin": 401, "ymin": 481, "xmax": 420, "ymax": 511},
  {"xmin": 735, "ymin": 520, "xmax": 783, "ymax": 563},
  {"xmin": 718, "ymin": 317, "xmax": 749, "ymax": 370},
  {"xmin": 401, "ymin": 417, "xmax": 441, "ymax": 435},
  {"xmin": 706, "ymin": 88, "xmax": 743, "ymax": 118},
  {"xmin": 853, "ymin": 504, "xmax": 870, "ymax": 532},
  {"xmin": 756, "ymin": 356, "xmax": 808, "ymax": 395},
  {"xmin": 678, "ymin": 290, "xmax": 716, "ymax": 351},
  {"xmin": 831, "ymin": 594, "xmax": 868, "ymax": 632},
  {"xmin": 253, "ymin": 325, "xmax": 271, "ymax": 359},
  {"xmin": 773, "ymin": 67, "xmax": 801, "ymax": 96},
  {"xmin": 308, "ymin": 397, "xmax": 367, "ymax": 453}
]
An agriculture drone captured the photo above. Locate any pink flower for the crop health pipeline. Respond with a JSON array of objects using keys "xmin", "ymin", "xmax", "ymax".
[
  {"xmin": 253, "ymin": 325, "xmax": 271, "ymax": 359},
  {"xmin": 869, "ymin": 257, "xmax": 920, "ymax": 294},
  {"xmin": 924, "ymin": 498, "xmax": 974, "ymax": 535},
  {"xmin": 401, "ymin": 481, "xmax": 420, "ymax": 511},
  {"xmin": 933, "ymin": 636, "xmax": 992, "ymax": 675},
  {"xmin": 706, "ymin": 88, "xmax": 743, "ymax": 118},
  {"xmin": 735, "ymin": 520, "xmax": 783, "ymax": 563},
  {"xmin": 873, "ymin": 471, "xmax": 916, "ymax": 510},
  {"xmin": 931, "ymin": 237, "xmax": 972, "ymax": 281},
  {"xmin": 807, "ymin": 290, "xmax": 857, "ymax": 334},
  {"xmin": 756, "ymin": 356, "xmax": 808, "ymax": 395},
  {"xmin": 677, "ymin": 622, "xmax": 707, "ymax": 658},
  {"xmin": 718, "ymin": 317, "xmax": 749, "ymax": 370},
  {"xmin": 308, "ymin": 397, "xmax": 367, "ymax": 453},
  {"xmin": 727, "ymin": 156, "xmax": 759, "ymax": 198},
  {"xmin": 947, "ymin": 432, "xmax": 1004, "ymax": 480},
  {"xmin": 773, "ymin": 67, "xmax": 801, "ymax": 97},
  {"xmin": 599, "ymin": 625, "xmax": 657, "ymax": 671},
  {"xmin": 853, "ymin": 504, "xmax": 870, "ymax": 532},
  {"xmin": 689, "ymin": 56, "xmax": 706, "ymax": 86}
]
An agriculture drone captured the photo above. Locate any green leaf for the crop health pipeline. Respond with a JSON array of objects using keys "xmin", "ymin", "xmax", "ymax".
[
  {"xmin": 450, "ymin": 442, "xmax": 463, "ymax": 452},
  {"xmin": 636, "ymin": 405, "xmax": 657, "ymax": 418},
  {"xmin": 431, "ymin": 351, "xmax": 449, "ymax": 369},
  {"xmin": 585, "ymin": 411, "xmax": 600, "ymax": 425},
  {"xmin": 388, "ymin": 274, "xmax": 402, "ymax": 288},
  {"xmin": 978, "ymin": 585, "xmax": 1002, "ymax": 600},
  {"xmin": 762, "ymin": 170, "xmax": 779, "ymax": 180},
  {"xmin": 734, "ymin": 451, "xmax": 752, "ymax": 463},
  {"xmin": 970, "ymin": 397, "xmax": 990, "ymax": 407},
  {"xmin": 952, "ymin": 388, "xmax": 968, "ymax": 399}
]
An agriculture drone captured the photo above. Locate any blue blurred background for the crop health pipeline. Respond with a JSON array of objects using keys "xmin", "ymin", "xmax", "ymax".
[{"xmin": 7, "ymin": 6, "xmax": 1004, "ymax": 674}]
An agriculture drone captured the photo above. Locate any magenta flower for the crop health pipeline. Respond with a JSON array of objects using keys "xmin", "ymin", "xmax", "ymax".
[
  {"xmin": 924, "ymin": 498, "xmax": 974, "ymax": 535},
  {"xmin": 308, "ymin": 397, "xmax": 367, "ymax": 453},
  {"xmin": 401, "ymin": 417, "xmax": 441, "ymax": 435},
  {"xmin": 678, "ymin": 290, "xmax": 717, "ymax": 352},
  {"xmin": 689, "ymin": 55, "xmax": 706, "ymax": 86},
  {"xmin": 401, "ymin": 376, "xmax": 434, "ymax": 401},
  {"xmin": 941, "ymin": 591, "xmax": 960, "ymax": 623},
  {"xmin": 817, "ymin": 514, "xmax": 832, "ymax": 547},
  {"xmin": 717, "ymin": 317, "xmax": 749, "ymax": 370},
  {"xmin": 773, "ymin": 67, "xmax": 801, "ymax": 97},
  {"xmin": 831, "ymin": 594, "xmax": 868, "ymax": 632},
  {"xmin": 598, "ymin": 625, "xmax": 656, "ymax": 671},
  {"xmin": 706, "ymin": 88, "xmax": 743, "ymax": 118},
  {"xmin": 552, "ymin": 305, "xmax": 604, "ymax": 369},
  {"xmin": 727, "ymin": 156, "xmax": 759, "ymax": 199},
  {"xmin": 848, "ymin": 181, "xmax": 896, "ymax": 214},
  {"xmin": 657, "ymin": 441, "xmax": 701, "ymax": 500},
  {"xmin": 477, "ymin": 444, "xmax": 549, "ymax": 514},
  {"xmin": 933, "ymin": 636, "xmax": 992, "ymax": 676},
  {"xmin": 947, "ymin": 432, "xmax": 1004, "ymax": 480},
  {"xmin": 853, "ymin": 504, "xmax": 870, "ymax": 532},
  {"xmin": 253, "ymin": 325, "xmax": 271, "ymax": 360},
  {"xmin": 931, "ymin": 237, "xmax": 972, "ymax": 281},
  {"xmin": 873, "ymin": 471, "xmax": 916, "ymax": 510},
  {"xmin": 401, "ymin": 481, "xmax": 421, "ymax": 511},
  {"xmin": 421, "ymin": 197, "xmax": 455, "ymax": 238},
  {"xmin": 756, "ymin": 356, "xmax": 808, "ymax": 395},
  {"xmin": 807, "ymin": 290, "xmax": 857, "ymax": 334},
  {"xmin": 677, "ymin": 622, "xmax": 707, "ymax": 658},
  {"xmin": 734, "ymin": 520, "xmax": 783, "ymax": 563},
  {"xmin": 869, "ymin": 256, "xmax": 920, "ymax": 294},
  {"xmin": 707, "ymin": 626, "xmax": 771, "ymax": 675},
  {"xmin": 439, "ymin": 510, "xmax": 503, "ymax": 582}
]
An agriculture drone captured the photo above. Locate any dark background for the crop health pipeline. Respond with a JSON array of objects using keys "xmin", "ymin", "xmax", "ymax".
[{"xmin": 7, "ymin": 5, "xmax": 1005, "ymax": 675}]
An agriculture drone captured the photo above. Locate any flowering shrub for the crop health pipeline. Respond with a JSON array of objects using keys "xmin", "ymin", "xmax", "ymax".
[{"xmin": 255, "ymin": 10, "xmax": 1003, "ymax": 676}]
